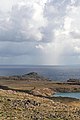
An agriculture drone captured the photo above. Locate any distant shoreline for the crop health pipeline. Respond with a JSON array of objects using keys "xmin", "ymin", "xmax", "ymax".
[{"xmin": 0, "ymin": 72, "xmax": 80, "ymax": 97}]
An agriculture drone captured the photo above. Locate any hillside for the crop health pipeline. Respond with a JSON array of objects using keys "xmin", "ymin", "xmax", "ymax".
[
  {"xmin": 0, "ymin": 89, "xmax": 80, "ymax": 120},
  {"xmin": 0, "ymin": 72, "xmax": 80, "ymax": 120}
]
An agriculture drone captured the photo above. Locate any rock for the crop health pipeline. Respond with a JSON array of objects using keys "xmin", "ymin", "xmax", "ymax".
[
  {"xmin": 26, "ymin": 72, "xmax": 38, "ymax": 76},
  {"xmin": 21, "ymin": 72, "xmax": 49, "ymax": 81},
  {"xmin": 67, "ymin": 79, "xmax": 80, "ymax": 85},
  {"xmin": 31, "ymin": 88, "xmax": 54, "ymax": 97},
  {"xmin": 7, "ymin": 99, "xmax": 11, "ymax": 101},
  {"xmin": 22, "ymin": 72, "xmax": 39, "ymax": 78}
]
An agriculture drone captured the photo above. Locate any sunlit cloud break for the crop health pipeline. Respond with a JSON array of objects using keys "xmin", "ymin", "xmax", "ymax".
[{"xmin": 0, "ymin": 0, "xmax": 80, "ymax": 65}]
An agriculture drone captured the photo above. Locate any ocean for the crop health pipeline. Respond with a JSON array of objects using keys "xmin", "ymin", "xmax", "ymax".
[{"xmin": 0, "ymin": 65, "xmax": 80, "ymax": 81}]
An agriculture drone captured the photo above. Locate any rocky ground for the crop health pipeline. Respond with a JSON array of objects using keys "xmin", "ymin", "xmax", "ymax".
[
  {"xmin": 0, "ymin": 72, "xmax": 80, "ymax": 120},
  {"xmin": 0, "ymin": 89, "xmax": 80, "ymax": 120}
]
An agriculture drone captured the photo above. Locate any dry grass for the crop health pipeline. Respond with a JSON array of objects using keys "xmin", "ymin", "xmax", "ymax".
[
  {"xmin": 0, "ymin": 78, "xmax": 80, "ymax": 120},
  {"xmin": 0, "ymin": 89, "xmax": 80, "ymax": 120},
  {"xmin": 0, "ymin": 79, "xmax": 80, "ymax": 93}
]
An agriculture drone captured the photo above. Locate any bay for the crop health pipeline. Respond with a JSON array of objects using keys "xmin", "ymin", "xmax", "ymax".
[{"xmin": 54, "ymin": 92, "xmax": 80, "ymax": 99}]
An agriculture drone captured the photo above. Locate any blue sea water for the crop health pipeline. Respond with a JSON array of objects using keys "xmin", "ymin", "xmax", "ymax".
[
  {"xmin": 54, "ymin": 92, "xmax": 80, "ymax": 99},
  {"xmin": 0, "ymin": 65, "xmax": 80, "ymax": 81}
]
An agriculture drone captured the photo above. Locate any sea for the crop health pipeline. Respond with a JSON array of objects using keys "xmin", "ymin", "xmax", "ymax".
[
  {"xmin": 54, "ymin": 92, "xmax": 80, "ymax": 99},
  {"xmin": 0, "ymin": 65, "xmax": 80, "ymax": 81},
  {"xmin": 0, "ymin": 65, "xmax": 80, "ymax": 99}
]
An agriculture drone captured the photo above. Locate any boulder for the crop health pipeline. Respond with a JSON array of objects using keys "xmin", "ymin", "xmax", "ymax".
[{"xmin": 31, "ymin": 88, "xmax": 54, "ymax": 97}]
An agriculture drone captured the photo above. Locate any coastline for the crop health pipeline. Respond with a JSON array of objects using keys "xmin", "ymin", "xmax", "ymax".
[
  {"xmin": 0, "ymin": 72, "xmax": 80, "ymax": 97},
  {"xmin": 0, "ymin": 72, "xmax": 80, "ymax": 120}
]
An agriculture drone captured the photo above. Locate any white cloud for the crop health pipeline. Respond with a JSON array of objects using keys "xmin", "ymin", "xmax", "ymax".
[
  {"xmin": 0, "ymin": 0, "xmax": 80, "ymax": 65},
  {"xmin": 0, "ymin": 0, "xmax": 48, "ymax": 42}
]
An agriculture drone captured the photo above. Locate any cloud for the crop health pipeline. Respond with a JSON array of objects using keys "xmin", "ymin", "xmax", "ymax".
[
  {"xmin": 0, "ymin": 0, "xmax": 80, "ymax": 65},
  {"xmin": 0, "ymin": 0, "xmax": 47, "ymax": 42},
  {"xmin": 0, "ymin": 41, "xmax": 44, "ymax": 57},
  {"xmin": 70, "ymin": 31, "xmax": 80, "ymax": 39}
]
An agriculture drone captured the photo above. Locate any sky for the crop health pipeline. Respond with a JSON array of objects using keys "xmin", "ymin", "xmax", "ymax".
[{"xmin": 0, "ymin": 0, "xmax": 80, "ymax": 65}]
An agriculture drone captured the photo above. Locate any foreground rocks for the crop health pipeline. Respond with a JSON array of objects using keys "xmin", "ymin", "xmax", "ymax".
[{"xmin": 0, "ymin": 89, "xmax": 80, "ymax": 120}]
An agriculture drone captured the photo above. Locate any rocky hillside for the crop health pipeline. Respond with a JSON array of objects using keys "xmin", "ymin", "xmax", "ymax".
[
  {"xmin": 0, "ymin": 89, "xmax": 80, "ymax": 120},
  {"xmin": 0, "ymin": 72, "xmax": 80, "ymax": 120}
]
